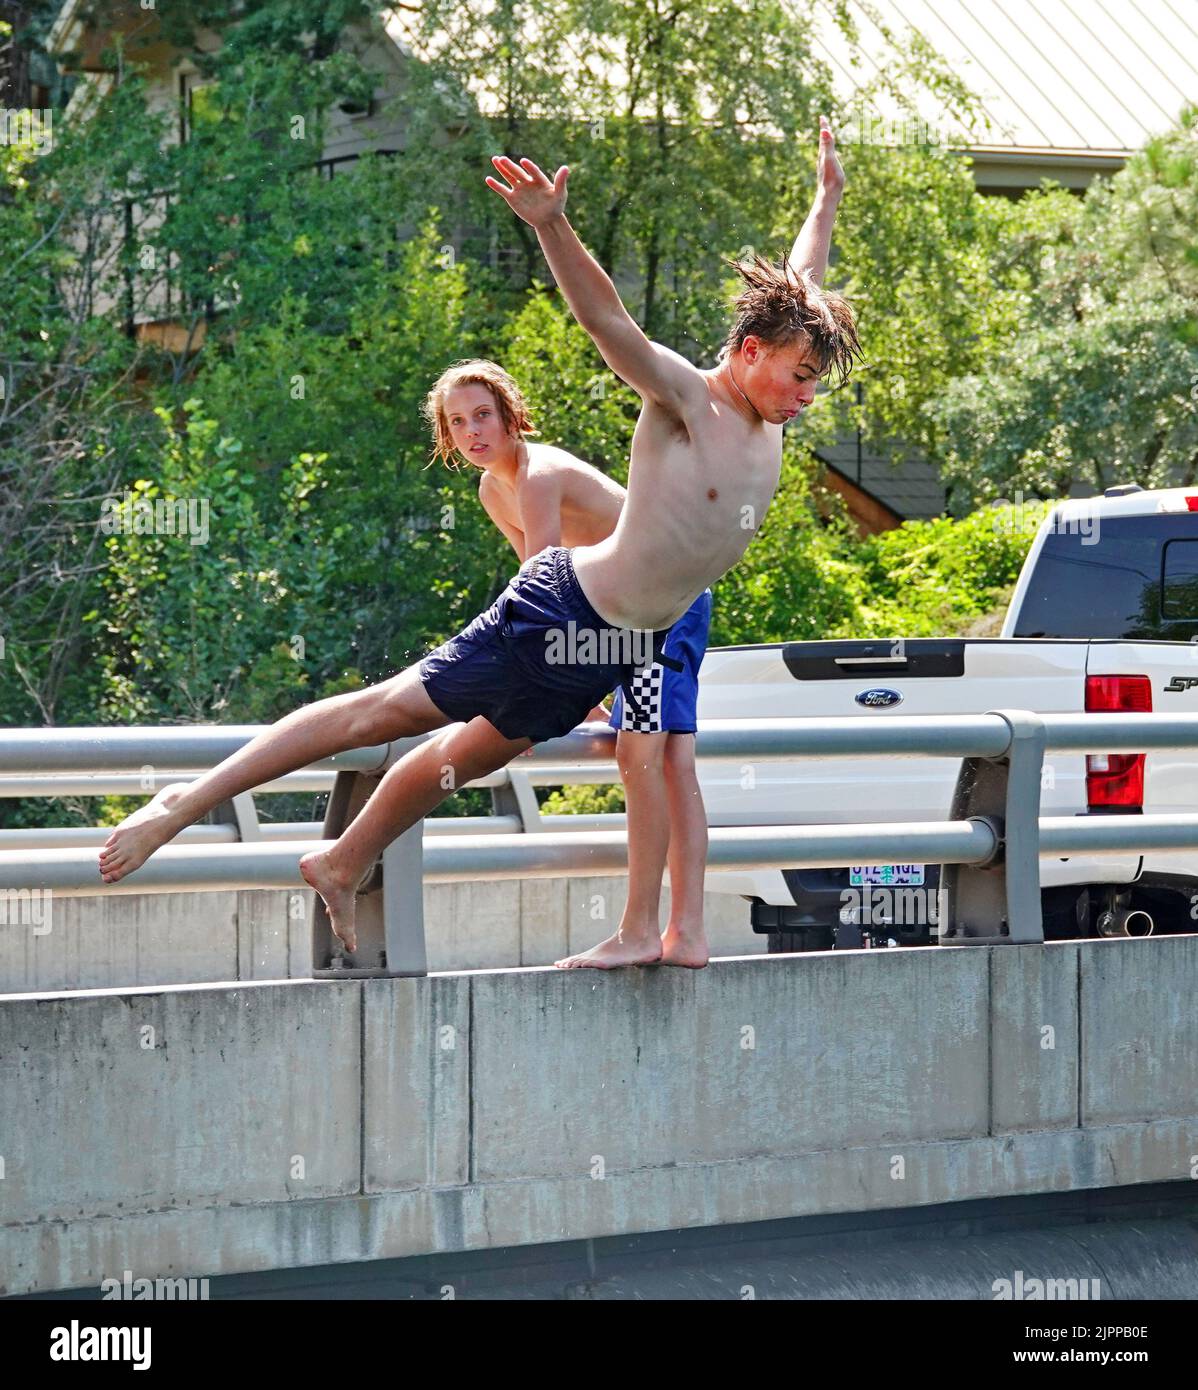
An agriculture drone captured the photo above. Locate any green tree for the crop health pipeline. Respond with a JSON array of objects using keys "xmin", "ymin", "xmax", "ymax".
[
  {"xmin": 499, "ymin": 287, "xmax": 639, "ymax": 480},
  {"xmin": 192, "ymin": 218, "xmax": 523, "ymax": 674},
  {"xmin": 390, "ymin": 0, "xmax": 980, "ymax": 354},
  {"xmin": 934, "ymin": 108, "xmax": 1198, "ymax": 497},
  {"xmin": 89, "ymin": 404, "xmax": 328, "ymax": 724},
  {"xmin": 826, "ymin": 138, "xmax": 1029, "ymax": 498},
  {"xmin": 0, "ymin": 83, "xmax": 164, "ymax": 727},
  {"xmin": 843, "ymin": 500, "xmax": 1048, "ymax": 638}
]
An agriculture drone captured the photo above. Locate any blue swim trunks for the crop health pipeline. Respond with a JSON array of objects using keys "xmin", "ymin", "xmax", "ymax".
[
  {"xmin": 419, "ymin": 547, "xmax": 677, "ymax": 745},
  {"xmin": 608, "ymin": 588, "xmax": 712, "ymax": 735}
]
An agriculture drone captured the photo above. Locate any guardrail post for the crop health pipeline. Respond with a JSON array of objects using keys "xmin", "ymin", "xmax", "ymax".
[
  {"xmin": 491, "ymin": 767, "xmax": 542, "ymax": 832},
  {"xmin": 206, "ymin": 791, "xmax": 261, "ymax": 842},
  {"xmin": 310, "ymin": 760, "xmax": 427, "ymax": 979},
  {"xmin": 940, "ymin": 709, "xmax": 1045, "ymax": 944}
]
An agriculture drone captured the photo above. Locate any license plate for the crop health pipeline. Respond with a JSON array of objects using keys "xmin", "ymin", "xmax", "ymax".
[{"xmin": 849, "ymin": 864, "xmax": 925, "ymax": 886}]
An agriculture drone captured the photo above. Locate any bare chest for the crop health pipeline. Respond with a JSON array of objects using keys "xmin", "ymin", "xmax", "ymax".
[{"xmin": 631, "ymin": 403, "xmax": 782, "ymax": 520}]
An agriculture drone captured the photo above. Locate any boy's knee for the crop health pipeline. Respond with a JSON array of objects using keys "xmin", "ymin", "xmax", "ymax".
[
  {"xmin": 436, "ymin": 722, "xmax": 521, "ymax": 783},
  {"xmin": 616, "ymin": 732, "xmax": 668, "ymax": 777},
  {"xmin": 340, "ymin": 686, "xmax": 392, "ymax": 744},
  {"xmin": 664, "ymin": 733, "xmax": 697, "ymax": 775},
  {"xmin": 342, "ymin": 685, "xmax": 412, "ymax": 747},
  {"xmin": 348, "ymin": 669, "xmax": 435, "ymax": 744}
]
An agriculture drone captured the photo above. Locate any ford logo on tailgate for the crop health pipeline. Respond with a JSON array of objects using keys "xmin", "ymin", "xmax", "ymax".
[{"xmin": 855, "ymin": 687, "xmax": 903, "ymax": 708}]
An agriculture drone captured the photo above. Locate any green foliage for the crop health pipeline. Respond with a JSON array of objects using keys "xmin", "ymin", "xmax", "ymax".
[
  {"xmin": 392, "ymin": 0, "xmax": 980, "ymax": 350},
  {"xmin": 162, "ymin": 0, "xmax": 376, "ymax": 65},
  {"xmin": 499, "ymin": 289, "xmax": 640, "ymax": 479},
  {"xmin": 541, "ymin": 783, "xmax": 625, "ymax": 815},
  {"xmin": 0, "ymin": 83, "xmax": 166, "ymax": 727},
  {"xmin": 88, "ymin": 404, "xmax": 340, "ymax": 722},
  {"xmin": 829, "ymin": 139, "xmax": 1022, "ymax": 478},
  {"xmin": 194, "ymin": 214, "xmax": 471, "ymax": 483},
  {"xmin": 709, "ymin": 470, "xmax": 1043, "ymax": 647},
  {"xmin": 934, "ymin": 108, "xmax": 1198, "ymax": 495},
  {"xmin": 173, "ymin": 219, "xmax": 519, "ymax": 673},
  {"xmin": 842, "ymin": 499, "xmax": 1049, "ymax": 637}
]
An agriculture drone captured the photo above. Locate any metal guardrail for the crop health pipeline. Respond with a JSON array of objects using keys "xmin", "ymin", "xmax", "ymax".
[
  {"xmin": 0, "ymin": 741, "xmax": 529, "ymax": 848},
  {"xmin": 4, "ymin": 709, "xmax": 1198, "ymax": 975}
]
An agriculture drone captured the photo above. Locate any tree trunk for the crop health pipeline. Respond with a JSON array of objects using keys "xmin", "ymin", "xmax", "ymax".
[{"xmin": 0, "ymin": 2, "xmax": 32, "ymax": 111}]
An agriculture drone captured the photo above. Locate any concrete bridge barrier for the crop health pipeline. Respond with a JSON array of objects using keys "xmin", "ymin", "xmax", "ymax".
[
  {"xmin": 2, "ymin": 935, "xmax": 1196, "ymax": 1296},
  {"xmin": 0, "ymin": 877, "xmax": 763, "ymax": 994}
]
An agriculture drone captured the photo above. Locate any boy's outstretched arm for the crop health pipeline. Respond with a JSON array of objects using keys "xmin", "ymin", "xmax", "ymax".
[
  {"xmin": 478, "ymin": 473, "xmax": 528, "ymax": 561},
  {"xmin": 787, "ymin": 114, "xmax": 845, "ymax": 287},
  {"xmin": 486, "ymin": 156, "xmax": 707, "ymax": 416},
  {"xmin": 479, "ymin": 468, "xmax": 562, "ymax": 559}
]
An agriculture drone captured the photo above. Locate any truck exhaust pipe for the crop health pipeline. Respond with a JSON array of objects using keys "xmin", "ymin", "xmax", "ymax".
[{"xmin": 1097, "ymin": 906, "xmax": 1155, "ymax": 938}]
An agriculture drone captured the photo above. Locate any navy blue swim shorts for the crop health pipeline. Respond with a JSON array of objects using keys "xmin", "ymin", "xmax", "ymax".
[
  {"xmin": 607, "ymin": 587, "xmax": 712, "ymax": 735},
  {"xmin": 418, "ymin": 546, "xmax": 677, "ymax": 745}
]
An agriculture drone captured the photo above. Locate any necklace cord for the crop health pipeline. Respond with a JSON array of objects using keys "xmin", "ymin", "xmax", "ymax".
[{"xmin": 727, "ymin": 360, "xmax": 761, "ymax": 420}]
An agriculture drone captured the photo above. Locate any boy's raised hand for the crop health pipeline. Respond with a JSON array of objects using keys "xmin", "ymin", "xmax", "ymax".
[
  {"xmin": 486, "ymin": 155, "xmax": 569, "ymax": 228},
  {"xmin": 817, "ymin": 113, "xmax": 845, "ymax": 202}
]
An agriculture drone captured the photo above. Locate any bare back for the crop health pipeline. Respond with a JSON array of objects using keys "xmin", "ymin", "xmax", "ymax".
[{"xmin": 572, "ymin": 378, "xmax": 782, "ymax": 629}]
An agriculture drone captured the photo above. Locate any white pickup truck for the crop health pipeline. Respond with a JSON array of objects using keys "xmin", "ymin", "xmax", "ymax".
[{"xmin": 696, "ymin": 484, "xmax": 1198, "ymax": 950}]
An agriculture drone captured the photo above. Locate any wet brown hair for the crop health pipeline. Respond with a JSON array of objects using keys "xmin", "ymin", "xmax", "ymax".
[
  {"xmin": 720, "ymin": 252, "xmax": 862, "ymax": 387},
  {"xmin": 422, "ymin": 359, "xmax": 539, "ymax": 470}
]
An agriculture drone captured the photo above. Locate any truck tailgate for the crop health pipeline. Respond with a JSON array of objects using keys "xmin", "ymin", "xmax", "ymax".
[{"xmin": 695, "ymin": 638, "xmax": 1092, "ymax": 826}]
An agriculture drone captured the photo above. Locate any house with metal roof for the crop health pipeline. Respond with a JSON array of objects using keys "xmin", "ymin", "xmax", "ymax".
[
  {"xmin": 812, "ymin": 0, "xmax": 1196, "ymax": 191},
  {"xmin": 806, "ymin": 0, "xmax": 1198, "ymax": 530}
]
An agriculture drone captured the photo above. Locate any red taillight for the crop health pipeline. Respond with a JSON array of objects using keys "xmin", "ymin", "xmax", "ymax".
[
  {"xmin": 1085, "ymin": 675, "xmax": 1151, "ymax": 808},
  {"xmin": 1085, "ymin": 675, "xmax": 1152, "ymax": 712},
  {"xmin": 1186, "ymin": 496, "xmax": 1198, "ymax": 512}
]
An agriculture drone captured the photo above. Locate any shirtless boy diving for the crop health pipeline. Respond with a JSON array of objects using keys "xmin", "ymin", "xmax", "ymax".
[{"xmin": 98, "ymin": 116, "xmax": 860, "ymax": 957}]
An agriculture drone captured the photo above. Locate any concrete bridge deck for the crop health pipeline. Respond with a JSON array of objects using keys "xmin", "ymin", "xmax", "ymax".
[{"xmin": 3, "ymin": 933, "xmax": 1197, "ymax": 1297}]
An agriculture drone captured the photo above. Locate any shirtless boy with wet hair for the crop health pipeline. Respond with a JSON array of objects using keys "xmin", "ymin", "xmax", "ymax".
[{"xmin": 98, "ymin": 117, "xmax": 860, "ymax": 956}]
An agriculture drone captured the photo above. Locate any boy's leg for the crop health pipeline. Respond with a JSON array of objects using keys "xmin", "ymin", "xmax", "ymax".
[
  {"xmin": 661, "ymin": 732, "xmax": 710, "ymax": 968},
  {"xmin": 98, "ymin": 664, "xmax": 452, "ymax": 883},
  {"xmin": 301, "ymin": 714, "xmax": 532, "ymax": 952},
  {"xmin": 555, "ymin": 728, "xmax": 670, "ymax": 969}
]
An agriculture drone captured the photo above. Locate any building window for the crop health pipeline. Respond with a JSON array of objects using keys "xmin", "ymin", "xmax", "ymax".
[{"xmin": 180, "ymin": 71, "xmax": 223, "ymax": 143}]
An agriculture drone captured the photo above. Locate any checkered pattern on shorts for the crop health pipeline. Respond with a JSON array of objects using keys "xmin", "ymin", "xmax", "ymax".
[{"xmin": 618, "ymin": 662, "xmax": 665, "ymax": 733}]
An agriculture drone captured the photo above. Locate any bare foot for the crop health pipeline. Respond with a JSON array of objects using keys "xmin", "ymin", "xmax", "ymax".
[
  {"xmin": 660, "ymin": 920, "xmax": 709, "ymax": 969},
  {"xmin": 300, "ymin": 849, "xmax": 361, "ymax": 954},
  {"xmin": 555, "ymin": 928, "xmax": 662, "ymax": 969},
  {"xmin": 97, "ymin": 782, "xmax": 192, "ymax": 884}
]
